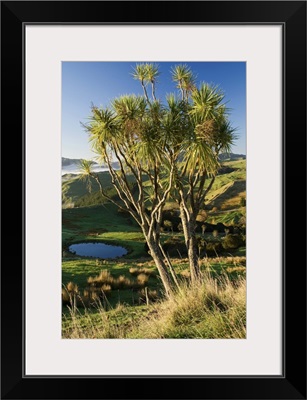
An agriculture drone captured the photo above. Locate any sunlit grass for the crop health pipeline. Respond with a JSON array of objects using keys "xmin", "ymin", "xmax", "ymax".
[{"xmin": 62, "ymin": 274, "xmax": 246, "ymax": 339}]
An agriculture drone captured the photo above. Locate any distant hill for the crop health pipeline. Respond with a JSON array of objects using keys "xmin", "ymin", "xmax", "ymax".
[
  {"xmin": 62, "ymin": 157, "xmax": 119, "ymax": 174},
  {"xmin": 218, "ymin": 153, "xmax": 246, "ymax": 161},
  {"xmin": 62, "ymin": 157, "xmax": 98, "ymax": 167},
  {"xmin": 63, "ymin": 158, "xmax": 246, "ymax": 220},
  {"xmin": 62, "ymin": 170, "xmax": 135, "ymax": 208}
]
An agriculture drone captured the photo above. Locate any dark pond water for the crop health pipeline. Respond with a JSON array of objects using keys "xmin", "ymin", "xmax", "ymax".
[{"xmin": 68, "ymin": 243, "xmax": 128, "ymax": 258}]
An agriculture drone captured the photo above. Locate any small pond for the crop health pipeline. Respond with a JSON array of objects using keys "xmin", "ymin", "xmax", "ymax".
[{"xmin": 68, "ymin": 243, "xmax": 128, "ymax": 259}]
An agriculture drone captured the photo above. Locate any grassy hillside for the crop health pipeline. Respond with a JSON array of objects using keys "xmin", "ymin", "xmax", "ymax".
[
  {"xmin": 62, "ymin": 158, "xmax": 246, "ymax": 338},
  {"xmin": 63, "ymin": 274, "xmax": 246, "ymax": 339},
  {"xmin": 204, "ymin": 159, "xmax": 246, "ymax": 225},
  {"xmin": 62, "ymin": 204, "xmax": 146, "ymax": 258},
  {"xmin": 206, "ymin": 160, "xmax": 246, "ymax": 206},
  {"xmin": 62, "ymin": 171, "xmax": 148, "ymax": 208},
  {"xmin": 62, "ymin": 159, "xmax": 246, "ymax": 220},
  {"xmin": 62, "ymin": 172, "xmax": 111, "ymax": 207}
]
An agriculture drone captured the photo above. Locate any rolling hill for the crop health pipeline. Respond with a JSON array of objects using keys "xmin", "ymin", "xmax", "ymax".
[{"xmin": 62, "ymin": 157, "xmax": 246, "ymax": 226}]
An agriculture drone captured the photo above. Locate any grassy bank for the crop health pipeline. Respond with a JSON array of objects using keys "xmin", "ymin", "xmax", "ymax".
[
  {"xmin": 62, "ymin": 274, "xmax": 246, "ymax": 339},
  {"xmin": 62, "ymin": 204, "xmax": 147, "ymax": 258}
]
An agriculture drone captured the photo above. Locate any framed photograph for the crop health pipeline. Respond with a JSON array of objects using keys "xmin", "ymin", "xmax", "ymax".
[{"xmin": 1, "ymin": 1, "xmax": 306, "ymax": 399}]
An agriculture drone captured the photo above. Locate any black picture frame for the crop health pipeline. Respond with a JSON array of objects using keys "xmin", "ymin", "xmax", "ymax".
[{"xmin": 1, "ymin": 1, "xmax": 306, "ymax": 399}]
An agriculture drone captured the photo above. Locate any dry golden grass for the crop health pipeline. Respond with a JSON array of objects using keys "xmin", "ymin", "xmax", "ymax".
[
  {"xmin": 87, "ymin": 269, "xmax": 113, "ymax": 285},
  {"xmin": 129, "ymin": 267, "xmax": 139, "ymax": 275},
  {"xmin": 226, "ymin": 266, "xmax": 246, "ymax": 275},
  {"xmin": 129, "ymin": 267, "xmax": 156, "ymax": 276},
  {"xmin": 136, "ymin": 273, "xmax": 149, "ymax": 285},
  {"xmin": 63, "ymin": 274, "xmax": 246, "ymax": 339},
  {"xmin": 179, "ymin": 269, "xmax": 191, "ymax": 279},
  {"xmin": 62, "ymin": 287, "xmax": 70, "ymax": 304},
  {"xmin": 196, "ymin": 209, "xmax": 208, "ymax": 222},
  {"xmin": 86, "ymin": 269, "xmax": 150, "ymax": 291},
  {"xmin": 66, "ymin": 281, "xmax": 78, "ymax": 293},
  {"xmin": 101, "ymin": 284, "xmax": 112, "ymax": 293},
  {"xmin": 112, "ymin": 275, "xmax": 134, "ymax": 289},
  {"xmin": 130, "ymin": 274, "xmax": 246, "ymax": 339},
  {"xmin": 206, "ymin": 256, "xmax": 246, "ymax": 265}
]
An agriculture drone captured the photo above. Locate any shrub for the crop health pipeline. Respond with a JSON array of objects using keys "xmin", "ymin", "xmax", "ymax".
[
  {"xmin": 163, "ymin": 220, "xmax": 173, "ymax": 232},
  {"xmin": 163, "ymin": 237, "xmax": 187, "ymax": 257},
  {"xmin": 212, "ymin": 229, "xmax": 219, "ymax": 238},
  {"xmin": 196, "ymin": 238, "xmax": 207, "ymax": 257},
  {"xmin": 239, "ymin": 216, "xmax": 246, "ymax": 226},
  {"xmin": 196, "ymin": 210, "xmax": 208, "ymax": 223},
  {"xmin": 205, "ymin": 241, "xmax": 223, "ymax": 256},
  {"xmin": 216, "ymin": 222, "xmax": 226, "ymax": 232},
  {"xmin": 201, "ymin": 224, "xmax": 206, "ymax": 235},
  {"xmin": 240, "ymin": 197, "xmax": 246, "ymax": 206},
  {"xmin": 161, "ymin": 210, "xmax": 181, "ymax": 232},
  {"xmin": 222, "ymin": 234, "xmax": 244, "ymax": 250}
]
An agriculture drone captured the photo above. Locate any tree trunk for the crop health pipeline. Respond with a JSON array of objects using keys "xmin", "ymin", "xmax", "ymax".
[
  {"xmin": 187, "ymin": 229, "xmax": 200, "ymax": 283},
  {"xmin": 151, "ymin": 82, "xmax": 156, "ymax": 101},
  {"xmin": 146, "ymin": 236, "xmax": 173, "ymax": 298},
  {"xmin": 179, "ymin": 204, "xmax": 201, "ymax": 283},
  {"xmin": 141, "ymin": 81, "xmax": 150, "ymax": 103}
]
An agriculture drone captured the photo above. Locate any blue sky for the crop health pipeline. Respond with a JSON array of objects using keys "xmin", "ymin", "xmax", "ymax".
[{"xmin": 62, "ymin": 62, "xmax": 246, "ymax": 160}]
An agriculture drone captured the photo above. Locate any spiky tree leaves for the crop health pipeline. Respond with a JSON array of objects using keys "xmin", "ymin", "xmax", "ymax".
[
  {"xmin": 132, "ymin": 63, "xmax": 160, "ymax": 103},
  {"xmin": 190, "ymin": 83, "xmax": 224, "ymax": 120},
  {"xmin": 212, "ymin": 117, "xmax": 238, "ymax": 155},
  {"xmin": 132, "ymin": 64, "xmax": 150, "ymax": 103},
  {"xmin": 164, "ymin": 83, "xmax": 235, "ymax": 283},
  {"xmin": 83, "ymin": 63, "xmax": 237, "ymax": 290},
  {"xmin": 146, "ymin": 64, "xmax": 159, "ymax": 101},
  {"xmin": 78, "ymin": 159, "xmax": 96, "ymax": 193},
  {"xmin": 171, "ymin": 64, "xmax": 196, "ymax": 100},
  {"xmin": 84, "ymin": 94, "xmax": 176, "ymax": 297}
]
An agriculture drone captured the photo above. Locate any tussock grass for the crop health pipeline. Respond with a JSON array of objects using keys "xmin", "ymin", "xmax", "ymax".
[
  {"xmin": 129, "ymin": 267, "xmax": 156, "ymax": 276},
  {"xmin": 112, "ymin": 275, "xmax": 134, "ymax": 290},
  {"xmin": 62, "ymin": 288, "xmax": 70, "ymax": 305},
  {"xmin": 62, "ymin": 275, "xmax": 246, "ymax": 339},
  {"xmin": 86, "ymin": 269, "xmax": 149, "ymax": 291},
  {"xmin": 87, "ymin": 269, "xmax": 113, "ymax": 285},
  {"xmin": 62, "ymin": 282, "xmax": 79, "ymax": 306},
  {"xmin": 225, "ymin": 266, "xmax": 246, "ymax": 275},
  {"xmin": 136, "ymin": 273, "xmax": 149, "ymax": 285},
  {"xmin": 130, "ymin": 275, "xmax": 246, "ymax": 339},
  {"xmin": 66, "ymin": 281, "xmax": 78, "ymax": 293},
  {"xmin": 178, "ymin": 269, "xmax": 191, "ymax": 279}
]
